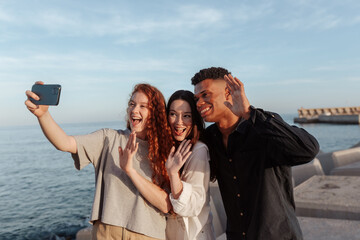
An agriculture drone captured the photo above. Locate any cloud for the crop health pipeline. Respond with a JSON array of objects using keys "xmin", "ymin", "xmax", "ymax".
[
  {"xmin": 312, "ymin": 63, "xmax": 360, "ymax": 72},
  {"xmin": 0, "ymin": 4, "xmax": 223, "ymax": 39},
  {"xmin": 0, "ymin": 53, "xmax": 186, "ymax": 75},
  {"xmin": 277, "ymin": 9, "xmax": 342, "ymax": 30},
  {"xmin": 250, "ymin": 78, "xmax": 321, "ymax": 87},
  {"xmin": 231, "ymin": 2, "xmax": 274, "ymax": 22},
  {"xmin": 0, "ymin": 7, "xmax": 14, "ymax": 22}
]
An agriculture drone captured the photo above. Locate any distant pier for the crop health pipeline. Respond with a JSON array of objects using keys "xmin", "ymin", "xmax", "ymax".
[{"xmin": 294, "ymin": 106, "xmax": 360, "ymax": 124}]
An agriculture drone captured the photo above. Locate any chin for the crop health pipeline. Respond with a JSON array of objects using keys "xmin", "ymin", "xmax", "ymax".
[
  {"xmin": 203, "ymin": 115, "xmax": 214, "ymax": 122},
  {"xmin": 174, "ymin": 136, "xmax": 186, "ymax": 142}
]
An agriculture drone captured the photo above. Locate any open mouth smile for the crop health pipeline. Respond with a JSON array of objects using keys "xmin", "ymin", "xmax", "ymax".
[
  {"xmin": 131, "ymin": 116, "xmax": 142, "ymax": 126},
  {"xmin": 200, "ymin": 106, "xmax": 212, "ymax": 117},
  {"xmin": 174, "ymin": 127, "xmax": 186, "ymax": 136}
]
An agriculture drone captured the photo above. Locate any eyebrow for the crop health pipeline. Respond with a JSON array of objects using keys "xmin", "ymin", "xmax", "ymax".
[
  {"xmin": 129, "ymin": 100, "xmax": 149, "ymax": 105},
  {"xmin": 194, "ymin": 89, "xmax": 208, "ymax": 98},
  {"xmin": 169, "ymin": 109, "xmax": 192, "ymax": 114}
]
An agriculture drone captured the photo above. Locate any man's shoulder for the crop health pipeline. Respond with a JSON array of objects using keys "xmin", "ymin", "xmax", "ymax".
[{"xmin": 202, "ymin": 123, "xmax": 218, "ymax": 146}]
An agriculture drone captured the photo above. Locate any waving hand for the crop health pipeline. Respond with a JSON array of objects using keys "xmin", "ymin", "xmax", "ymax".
[
  {"xmin": 166, "ymin": 140, "xmax": 192, "ymax": 176},
  {"xmin": 119, "ymin": 131, "xmax": 139, "ymax": 174},
  {"xmin": 224, "ymin": 74, "xmax": 251, "ymax": 120}
]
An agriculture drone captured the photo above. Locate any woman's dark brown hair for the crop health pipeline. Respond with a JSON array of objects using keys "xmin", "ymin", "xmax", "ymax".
[{"xmin": 166, "ymin": 90, "xmax": 205, "ymax": 146}]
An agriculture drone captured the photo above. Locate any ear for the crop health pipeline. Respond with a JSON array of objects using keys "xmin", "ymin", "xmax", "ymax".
[{"xmin": 225, "ymin": 87, "xmax": 231, "ymax": 100}]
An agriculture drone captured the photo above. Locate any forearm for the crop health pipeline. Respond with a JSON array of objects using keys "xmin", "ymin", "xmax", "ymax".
[
  {"xmin": 38, "ymin": 111, "xmax": 77, "ymax": 153},
  {"xmin": 249, "ymin": 107, "xmax": 319, "ymax": 164},
  {"xmin": 168, "ymin": 172, "xmax": 183, "ymax": 199},
  {"xmin": 126, "ymin": 169, "xmax": 172, "ymax": 213}
]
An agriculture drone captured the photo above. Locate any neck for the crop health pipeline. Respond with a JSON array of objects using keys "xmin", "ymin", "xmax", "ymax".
[{"xmin": 216, "ymin": 114, "xmax": 240, "ymax": 137}]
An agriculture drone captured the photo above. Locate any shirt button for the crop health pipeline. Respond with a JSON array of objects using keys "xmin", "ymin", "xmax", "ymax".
[
  {"xmin": 229, "ymin": 158, "xmax": 232, "ymax": 162},
  {"xmin": 242, "ymin": 232, "xmax": 246, "ymax": 236},
  {"xmin": 233, "ymin": 176, "xmax": 237, "ymax": 180},
  {"xmin": 237, "ymin": 194, "xmax": 241, "ymax": 197},
  {"xmin": 240, "ymin": 212, "xmax": 244, "ymax": 216}
]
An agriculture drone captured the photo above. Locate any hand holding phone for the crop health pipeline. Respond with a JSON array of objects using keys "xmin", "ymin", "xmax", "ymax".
[{"xmin": 30, "ymin": 84, "xmax": 62, "ymax": 106}]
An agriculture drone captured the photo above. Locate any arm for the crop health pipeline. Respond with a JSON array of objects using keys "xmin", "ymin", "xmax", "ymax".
[
  {"xmin": 25, "ymin": 82, "xmax": 77, "ymax": 154},
  {"xmin": 119, "ymin": 131, "xmax": 172, "ymax": 213},
  {"xmin": 245, "ymin": 107, "xmax": 319, "ymax": 165},
  {"xmin": 169, "ymin": 143, "xmax": 210, "ymax": 217},
  {"xmin": 165, "ymin": 140, "xmax": 192, "ymax": 199},
  {"xmin": 224, "ymin": 74, "xmax": 319, "ymax": 165}
]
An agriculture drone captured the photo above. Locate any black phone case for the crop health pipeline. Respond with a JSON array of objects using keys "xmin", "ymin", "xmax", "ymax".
[{"xmin": 30, "ymin": 84, "xmax": 62, "ymax": 106}]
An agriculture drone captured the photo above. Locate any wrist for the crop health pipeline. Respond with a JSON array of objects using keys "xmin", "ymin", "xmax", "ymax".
[
  {"xmin": 167, "ymin": 169, "xmax": 180, "ymax": 178},
  {"xmin": 242, "ymin": 105, "xmax": 252, "ymax": 120},
  {"xmin": 125, "ymin": 168, "xmax": 137, "ymax": 177}
]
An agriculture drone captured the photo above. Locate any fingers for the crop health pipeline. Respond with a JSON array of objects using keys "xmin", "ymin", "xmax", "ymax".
[
  {"xmin": 118, "ymin": 146, "xmax": 123, "ymax": 156},
  {"xmin": 182, "ymin": 151, "xmax": 193, "ymax": 162},
  {"xmin": 168, "ymin": 146, "xmax": 175, "ymax": 158},
  {"xmin": 25, "ymin": 90, "xmax": 40, "ymax": 101},
  {"xmin": 24, "ymin": 99, "xmax": 38, "ymax": 110},
  {"xmin": 177, "ymin": 139, "xmax": 192, "ymax": 155},
  {"xmin": 125, "ymin": 131, "xmax": 139, "ymax": 153},
  {"xmin": 224, "ymin": 74, "xmax": 243, "ymax": 94},
  {"xmin": 177, "ymin": 140, "xmax": 186, "ymax": 152}
]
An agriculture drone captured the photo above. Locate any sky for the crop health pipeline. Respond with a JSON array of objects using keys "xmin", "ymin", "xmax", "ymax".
[{"xmin": 1, "ymin": 0, "xmax": 359, "ymax": 127}]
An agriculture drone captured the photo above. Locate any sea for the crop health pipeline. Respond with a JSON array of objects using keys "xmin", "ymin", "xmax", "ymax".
[{"xmin": 1, "ymin": 114, "xmax": 360, "ymax": 240}]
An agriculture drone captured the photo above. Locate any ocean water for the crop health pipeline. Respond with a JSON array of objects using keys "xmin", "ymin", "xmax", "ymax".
[{"xmin": 1, "ymin": 115, "xmax": 360, "ymax": 240}]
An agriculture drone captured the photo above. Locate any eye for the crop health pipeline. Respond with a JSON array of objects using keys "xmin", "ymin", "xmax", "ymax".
[
  {"xmin": 184, "ymin": 114, "xmax": 192, "ymax": 118},
  {"xmin": 169, "ymin": 112, "xmax": 176, "ymax": 117},
  {"xmin": 128, "ymin": 102, "xmax": 135, "ymax": 107}
]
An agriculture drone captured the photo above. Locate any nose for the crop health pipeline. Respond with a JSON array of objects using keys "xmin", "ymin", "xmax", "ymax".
[
  {"xmin": 196, "ymin": 97, "xmax": 203, "ymax": 109},
  {"xmin": 129, "ymin": 104, "xmax": 139, "ymax": 114},
  {"xmin": 175, "ymin": 115, "xmax": 183, "ymax": 125}
]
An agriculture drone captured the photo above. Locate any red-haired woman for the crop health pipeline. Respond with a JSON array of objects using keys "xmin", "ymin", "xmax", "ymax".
[{"xmin": 25, "ymin": 82, "xmax": 173, "ymax": 240}]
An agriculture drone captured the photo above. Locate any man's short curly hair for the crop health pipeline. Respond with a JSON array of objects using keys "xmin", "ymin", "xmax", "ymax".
[{"xmin": 191, "ymin": 67, "xmax": 231, "ymax": 85}]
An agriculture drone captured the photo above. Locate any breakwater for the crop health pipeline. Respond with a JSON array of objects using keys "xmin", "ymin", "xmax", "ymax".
[{"xmin": 294, "ymin": 106, "xmax": 360, "ymax": 124}]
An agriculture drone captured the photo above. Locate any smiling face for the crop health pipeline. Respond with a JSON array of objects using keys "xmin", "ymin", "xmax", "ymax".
[
  {"xmin": 194, "ymin": 78, "xmax": 227, "ymax": 123},
  {"xmin": 127, "ymin": 91, "xmax": 150, "ymax": 140},
  {"xmin": 168, "ymin": 99, "xmax": 193, "ymax": 142}
]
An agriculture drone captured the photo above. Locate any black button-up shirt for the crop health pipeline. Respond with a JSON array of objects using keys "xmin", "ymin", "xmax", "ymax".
[{"xmin": 203, "ymin": 107, "xmax": 319, "ymax": 240}]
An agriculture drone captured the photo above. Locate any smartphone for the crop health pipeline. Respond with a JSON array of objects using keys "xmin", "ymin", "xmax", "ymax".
[{"xmin": 30, "ymin": 84, "xmax": 62, "ymax": 106}]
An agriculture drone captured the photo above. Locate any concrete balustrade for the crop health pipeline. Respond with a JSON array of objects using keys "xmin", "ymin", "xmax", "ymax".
[
  {"xmin": 331, "ymin": 147, "xmax": 360, "ymax": 168},
  {"xmin": 292, "ymin": 158, "xmax": 324, "ymax": 187},
  {"xmin": 294, "ymin": 175, "xmax": 360, "ymax": 221},
  {"xmin": 317, "ymin": 152, "xmax": 336, "ymax": 175}
]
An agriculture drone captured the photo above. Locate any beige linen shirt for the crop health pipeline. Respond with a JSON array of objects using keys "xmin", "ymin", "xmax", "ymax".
[
  {"xmin": 166, "ymin": 141, "xmax": 215, "ymax": 240},
  {"xmin": 72, "ymin": 128, "xmax": 165, "ymax": 240}
]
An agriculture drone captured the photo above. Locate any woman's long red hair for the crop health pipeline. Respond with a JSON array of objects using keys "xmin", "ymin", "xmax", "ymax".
[{"xmin": 127, "ymin": 84, "xmax": 173, "ymax": 189}]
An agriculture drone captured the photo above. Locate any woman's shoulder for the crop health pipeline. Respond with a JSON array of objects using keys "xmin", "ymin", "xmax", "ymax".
[
  {"xmin": 100, "ymin": 128, "xmax": 130, "ymax": 138},
  {"xmin": 192, "ymin": 141, "xmax": 209, "ymax": 152}
]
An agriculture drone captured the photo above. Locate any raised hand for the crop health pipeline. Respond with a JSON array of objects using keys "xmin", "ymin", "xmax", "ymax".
[
  {"xmin": 224, "ymin": 74, "xmax": 251, "ymax": 120},
  {"xmin": 25, "ymin": 81, "xmax": 50, "ymax": 118},
  {"xmin": 166, "ymin": 140, "xmax": 192, "ymax": 176},
  {"xmin": 119, "ymin": 131, "xmax": 139, "ymax": 174}
]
